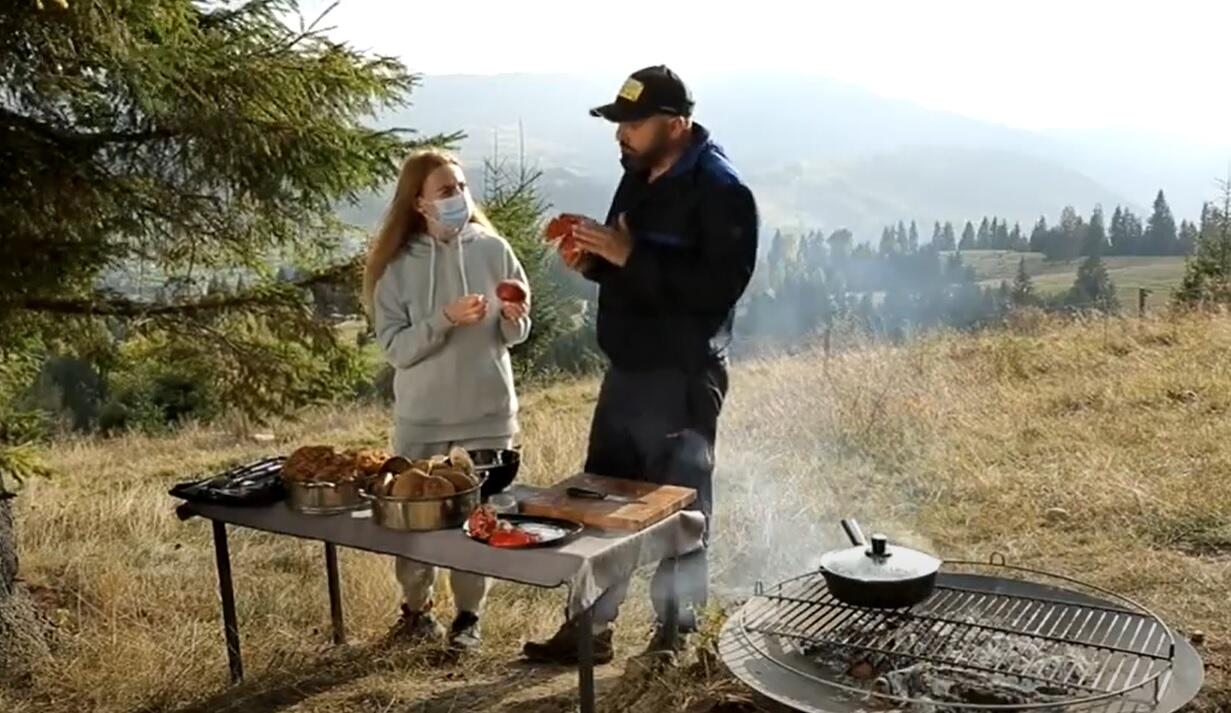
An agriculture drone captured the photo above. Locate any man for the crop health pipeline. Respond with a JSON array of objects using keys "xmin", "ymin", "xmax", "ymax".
[{"xmin": 523, "ymin": 66, "xmax": 758, "ymax": 663}]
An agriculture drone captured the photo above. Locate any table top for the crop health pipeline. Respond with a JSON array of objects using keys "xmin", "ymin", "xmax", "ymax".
[{"xmin": 181, "ymin": 486, "xmax": 705, "ymax": 595}]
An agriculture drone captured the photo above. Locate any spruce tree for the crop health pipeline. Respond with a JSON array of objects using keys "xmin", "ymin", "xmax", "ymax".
[
  {"xmin": 977, "ymin": 217, "xmax": 991, "ymax": 249},
  {"xmin": 1, "ymin": 0, "xmax": 439, "ymax": 681},
  {"xmin": 1084, "ymin": 206, "xmax": 1108, "ymax": 256},
  {"xmin": 1068, "ymin": 253, "xmax": 1119, "ymax": 312},
  {"xmin": 1029, "ymin": 216, "xmax": 1049, "ymax": 253},
  {"xmin": 1176, "ymin": 181, "xmax": 1231, "ymax": 305},
  {"xmin": 909, "ymin": 220, "xmax": 920, "ymax": 253},
  {"xmin": 931, "ymin": 221, "xmax": 943, "ymax": 248},
  {"xmin": 1144, "ymin": 190, "xmax": 1179, "ymax": 255},
  {"xmin": 879, "ymin": 226, "xmax": 897, "ymax": 257},
  {"xmin": 1109, "ymin": 206, "xmax": 1128, "ymax": 255},
  {"xmin": 896, "ymin": 221, "xmax": 910, "ymax": 254},
  {"xmin": 1010, "ymin": 222, "xmax": 1027, "ymax": 251},
  {"xmin": 1010, "ymin": 257, "xmax": 1035, "ymax": 306},
  {"xmin": 1178, "ymin": 220, "xmax": 1200, "ymax": 255},
  {"xmin": 941, "ymin": 222, "xmax": 957, "ymax": 251},
  {"xmin": 960, "ymin": 221, "xmax": 976, "ymax": 250}
]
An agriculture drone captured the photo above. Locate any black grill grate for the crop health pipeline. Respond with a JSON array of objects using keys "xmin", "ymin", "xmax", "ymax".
[{"xmin": 740, "ymin": 569, "xmax": 1176, "ymax": 709}]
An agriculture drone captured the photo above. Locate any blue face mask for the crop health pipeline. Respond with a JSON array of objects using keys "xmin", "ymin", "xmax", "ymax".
[{"xmin": 433, "ymin": 194, "xmax": 471, "ymax": 234}]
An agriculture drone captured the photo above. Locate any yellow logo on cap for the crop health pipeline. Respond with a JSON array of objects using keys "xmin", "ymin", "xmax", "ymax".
[{"xmin": 618, "ymin": 78, "xmax": 644, "ymax": 102}]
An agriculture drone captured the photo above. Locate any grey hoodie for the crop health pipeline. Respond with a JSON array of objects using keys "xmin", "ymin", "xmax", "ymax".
[{"xmin": 374, "ymin": 223, "xmax": 531, "ymax": 444}]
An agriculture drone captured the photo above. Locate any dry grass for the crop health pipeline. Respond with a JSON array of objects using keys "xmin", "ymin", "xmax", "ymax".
[{"xmin": 7, "ymin": 313, "xmax": 1231, "ymax": 712}]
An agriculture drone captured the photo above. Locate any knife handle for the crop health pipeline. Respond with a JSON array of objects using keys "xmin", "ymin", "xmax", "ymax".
[{"xmin": 566, "ymin": 486, "xmax": 606, "ymax": 500}]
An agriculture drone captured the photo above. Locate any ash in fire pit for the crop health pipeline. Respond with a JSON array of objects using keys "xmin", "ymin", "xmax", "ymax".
[
  {"xmin": 720, "ymin": 563, "xmax": 1203, "ymax": 713},
  {"xmin": 804, "ymin": 616, "xmax": 1096, "ymax": 710}
]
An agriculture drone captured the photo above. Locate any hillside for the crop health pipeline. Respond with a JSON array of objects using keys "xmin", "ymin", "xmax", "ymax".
[
  {"xmin": 964, "ymin": 250, "xmax": 1189, "ymax": 308},
  {"xmin": 6, "ymin": 314, "xmax": 1230, "ymax": 712},
  {"xmin": 372, "ymin": 73, "xmax": 1228, "ymax": 238}
]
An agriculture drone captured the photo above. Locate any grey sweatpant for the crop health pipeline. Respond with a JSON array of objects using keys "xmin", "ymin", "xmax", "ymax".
[{"xmin": 391, "ymin": 430, "xmax": 514, "ymax": 615}]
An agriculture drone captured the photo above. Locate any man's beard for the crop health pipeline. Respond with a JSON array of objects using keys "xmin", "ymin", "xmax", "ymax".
[{"xmin": 620, "ymin": 125, "xmax": 676, "ymax": 172}]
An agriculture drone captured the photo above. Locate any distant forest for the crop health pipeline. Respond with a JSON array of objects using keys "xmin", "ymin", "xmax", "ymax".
[{"xmin": 737, "ymin": 189, "xmax": 1212, "ymax": 345}]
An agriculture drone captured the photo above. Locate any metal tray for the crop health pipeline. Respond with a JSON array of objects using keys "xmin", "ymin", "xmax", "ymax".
[{"xmin": 464, "ymin": 514, "xmax": 583, "ymax": 549}]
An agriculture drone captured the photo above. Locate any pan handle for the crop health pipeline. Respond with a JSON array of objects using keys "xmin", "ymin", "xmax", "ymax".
[{"xmin": 840, "ymin": 518, "xmax": 866, "ymax": 546}]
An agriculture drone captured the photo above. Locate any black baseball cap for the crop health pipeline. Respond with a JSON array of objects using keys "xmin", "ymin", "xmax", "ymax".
[{"xmin": 590, "ymin": 65, "xmax": 694, "ymax": 122}]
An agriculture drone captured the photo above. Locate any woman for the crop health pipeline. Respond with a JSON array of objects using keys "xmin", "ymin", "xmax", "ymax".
[{"xmin": 364, "ymin": 149, "xmax": 531, "ymax": 651}]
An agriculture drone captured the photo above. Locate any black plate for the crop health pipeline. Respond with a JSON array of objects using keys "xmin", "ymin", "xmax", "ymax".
[{"xmin": 464, "ymin": 513, "xmax": 583, "ymax": 549}]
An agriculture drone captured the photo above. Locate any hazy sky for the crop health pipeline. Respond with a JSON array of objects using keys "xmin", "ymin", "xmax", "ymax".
[{"xmin": 300, "ymin": 0, "xmax": 1229, "ymax": 144}]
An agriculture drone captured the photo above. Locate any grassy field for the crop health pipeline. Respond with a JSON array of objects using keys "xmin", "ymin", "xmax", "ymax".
[
  {"xmin": 963, "ymin": 250, "xmax": 1189, "ymax": 309},
  {"xmin": 4, "ymin": 314, "xmax": 1231, "ymax": 712}
]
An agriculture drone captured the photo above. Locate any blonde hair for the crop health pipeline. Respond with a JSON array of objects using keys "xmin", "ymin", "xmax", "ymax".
[{"xmin": 362, "ymin": 149, "xmax": 495, "ymax": 307}]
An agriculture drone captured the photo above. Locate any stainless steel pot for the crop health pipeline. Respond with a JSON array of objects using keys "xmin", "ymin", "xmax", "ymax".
[
  {"xmin": 361, "ymin": 476, "xmax": 485, "ymax": 531},
  {"xmin": 286, "ymin": 479, "xmax": 368, "ymax": 515}
]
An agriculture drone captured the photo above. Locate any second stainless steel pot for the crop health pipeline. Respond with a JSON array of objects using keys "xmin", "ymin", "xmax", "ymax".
[
  {"xmin": 362, "ymin": 476, "xmax": 485, "ymax": 531},
  {"xmin": 286, "ymin": 479, "xmax": 368, "ymax": 514}
]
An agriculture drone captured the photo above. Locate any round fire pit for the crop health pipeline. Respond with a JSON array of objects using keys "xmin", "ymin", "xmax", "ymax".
[{"xmin": 719, "ymin": 558, "xmax": 1204, "ymax": 713}]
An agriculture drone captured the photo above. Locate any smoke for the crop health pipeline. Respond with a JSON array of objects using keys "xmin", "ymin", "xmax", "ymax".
[{"xmin": 706, "ymin": 346, "xmax": 940, "ymax": 601}]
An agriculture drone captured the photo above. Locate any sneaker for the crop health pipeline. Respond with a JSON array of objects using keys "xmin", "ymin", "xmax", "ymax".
[
  {"xmin": 522, "ymin": 620, "xmax": 614, "ymax": 665},
  {"xmin": 448, "ymin": 611, "xmax": 482, "ymax": 653},
  {"xmin": 387, "ymin": 603, "xmax": 445, "ymax": 644}
]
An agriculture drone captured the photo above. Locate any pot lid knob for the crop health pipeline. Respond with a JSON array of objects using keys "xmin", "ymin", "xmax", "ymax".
[{"xmin": 869, "ymin": 534, "xmax": 890, "ymax": 557}]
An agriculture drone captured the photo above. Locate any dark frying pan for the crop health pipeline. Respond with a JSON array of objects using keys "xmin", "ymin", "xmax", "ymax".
[{"xmin": 818, "ymin": 518, "xmax": 941, "ymax": 609}]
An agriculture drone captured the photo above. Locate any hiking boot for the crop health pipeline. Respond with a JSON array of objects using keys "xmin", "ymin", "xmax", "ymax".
[
  {"xmin": 641, "ymin": 625, "xmax": 689, "ymax": 659},
  {"xmin": 522, "ymin": 620, "xmax": 614, "ymax": 665},
  {"xmin": 448, "ymin": 611, "xmax": 482, "ymax": 653},
  {"xmin": 387, "ymin": 603, "xmax": 445, "ymax": 644}
]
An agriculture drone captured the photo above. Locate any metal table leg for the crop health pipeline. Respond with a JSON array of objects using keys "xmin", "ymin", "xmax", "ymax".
[
  {"xmin": 211, "ymin": 520, "xmax": 243, "ymax": 683},
  {"xmin": 577, "ymin": 607, "xmax": 596, "ymax": 713},
  {"xmin": 324, "ymin": 542, "xmax": 346, "ymax": 645},
  {"xmin": 663, "ymin": 557, "xmax": 680, "ymax": 650}
]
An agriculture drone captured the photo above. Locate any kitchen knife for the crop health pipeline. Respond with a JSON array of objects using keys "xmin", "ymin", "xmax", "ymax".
[{"xmin": 566, "ymin": 486, "xmax": 643, "ymax": 504}]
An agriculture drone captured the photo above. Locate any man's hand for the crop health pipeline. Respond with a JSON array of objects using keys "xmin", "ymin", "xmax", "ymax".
[
  {"xmin": 572, "ymin": 215, "xmax": 633, "ymax": 268},
  {"xmin": 500, "ymin": 299, "xmax": 528, "ymax": 322},
  {"xmin": 443, "ymin": 294, "xmax": 487, "ymax": 325}
]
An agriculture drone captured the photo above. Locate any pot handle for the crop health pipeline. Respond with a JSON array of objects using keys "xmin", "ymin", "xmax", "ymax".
[{"xmin": 840, "ymin": 518, "xmax": 866, "ymax": 546}]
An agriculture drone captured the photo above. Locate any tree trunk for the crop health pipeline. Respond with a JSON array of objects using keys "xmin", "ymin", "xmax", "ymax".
[{"xmin": 0, "ymin": 498, "xmax": 49, "ymax": 687}]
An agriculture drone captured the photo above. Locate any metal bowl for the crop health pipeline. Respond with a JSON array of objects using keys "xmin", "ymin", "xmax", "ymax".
[
  {"xmin": 285, "ymin": 479, "xmax": 369, "ymax": 515},
  {"xmin": 470, "ymin": 448, "xmax": 520, "ymax": 497},
  {"xmin": 361, "ymin": 476, "xmax": 485, "ymax": 531}
]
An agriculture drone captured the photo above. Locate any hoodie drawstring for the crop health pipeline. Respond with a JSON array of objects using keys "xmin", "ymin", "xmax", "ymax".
[
  {"xmin": 427, "ymin": 238, "xmax": 438, "ymax": 314},
  {"xmin": 457, "ymin": 231, "xmax": 470, "ymax": 295},
  {"xmin": 426, "ymin": 227, "xmax": 470, "ymax": 317}
]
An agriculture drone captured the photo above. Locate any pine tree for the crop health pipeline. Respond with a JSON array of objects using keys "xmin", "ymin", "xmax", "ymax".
[
  {"xmin": 1144, "ymin": 190, "xmax": 1179, "ymax": 255},
  {"xmin": 960, "ymin": 221, "xmax": 976, "ymax": 250},
  {"xmin": 1176, "ymin": 181, "xmax": 1231, "ymax": 305},
  {"xmin": 1056, "ymin": 206, "xmax": 1085, "ymax": 261},
  {"xmin": 994, "ymin": 219, "xmax": 1010, "ymax": 250},
  {"xmin": 1068, "ymin": 253, "xmax": 1119, "ymax": 312},
  {"xmin": 827, "ymin": 229, "xmax": 853, "ymax": 261},
  {"xmin": 942, "ymin": 222, "xmax": 957, "ymax": 251},
  {"xmin": 1083, "ymin": 205, "xmax": 1108, "ymax": 256},
  {"xmin": 896, "ymin": 221, "xmax": 910, "ymax": 254},
  {"xmin": 1029, "ymin": 216, "xmax": 1049, "ymax": 253},
  {"xmin": 908, "ymin": 221, "xmax": 920, "ymax": 253},
  {"xmin": 1010, "ymin": 222, "xmax": 1027, "ymax": 251},
  {"xmin": 1178, "ymin": 220, "xmax": 1199, "ymax": 255},
  {"xmin": 879, "ymin": 226, "xmax": 898, "ymax": 256},
  {"xmin": 1109, "ymin": 206, "xmax": 1128, "ymax": 255},
  {"xmin": 931, "ymin": 221, "xmax": 943, "ymax": 248},
  {"xmin": 1010, "ymin": 257, "xmax": 1036, "ymax": 306},
  {"xmin": 976, "ymin": 217, "xmax": 991, "ymax": 249}
]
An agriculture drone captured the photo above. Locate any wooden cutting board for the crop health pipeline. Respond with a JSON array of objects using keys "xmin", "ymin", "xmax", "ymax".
[{"xmin": 519, "ymin": 474, "xmax": 696, "ymax": 533}]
